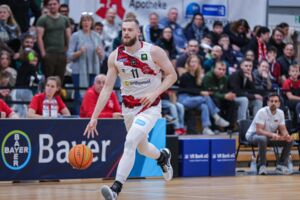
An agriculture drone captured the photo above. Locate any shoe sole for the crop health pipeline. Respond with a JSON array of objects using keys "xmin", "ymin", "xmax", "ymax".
[
  {"xmin": 101, "ymin": 185, "xmax": 115, "ymax": 200},
  {"xmin": 162, "ymin": 148, "xmax": 173, "ymax": 181}
]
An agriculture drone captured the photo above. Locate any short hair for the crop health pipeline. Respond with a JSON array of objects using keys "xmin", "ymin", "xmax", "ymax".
[
  {"xmin": 267, "ymin": 93, "xmax": 280, "ymax": 102},
  {"xmin": 240, "ymin": 58, "xmax": 253, "ymax": 66},
  {"xmin": 214, "ymin": 60, "xmax": 226, "ymax": 68},
  {"xmin": 289, "ymin": 64, "xmax": 299, "ymax": 70},
  {"xmin": 122, "ymin": 18, "xmax": 140, "ymax": 26},
  {"xmin": 267, "ymin": 46, "xmax": 277, "ymax": 54},
  {"xmin": 59, "ymin": 3, "xmax": 68, "ymax": 9},
  {"xmin": 257, "ymin": 26, "xmax": 270, "ymax": 37},
  {"xmin": 94, "ymin": 21, "xmax": 103, "ymax": 27},
  {"xmin": 213, "ymin": 20, "xmax": 223, "ymax": 28}
]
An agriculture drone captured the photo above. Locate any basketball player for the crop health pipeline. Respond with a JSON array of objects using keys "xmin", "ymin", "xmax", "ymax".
[{"xmin": 84, "ymin": 18, "xmax": 177, "ymax": 200}]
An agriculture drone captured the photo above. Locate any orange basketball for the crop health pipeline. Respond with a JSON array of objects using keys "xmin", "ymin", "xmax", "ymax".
[{"xmin": 68, "ymin": 144, "xmax": 93, "ymax": 170}]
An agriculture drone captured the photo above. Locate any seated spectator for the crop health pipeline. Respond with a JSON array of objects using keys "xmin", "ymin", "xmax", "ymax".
[
  {"xmin": 203, "ymin": 45, "xmax": 226, "ymax": 73},
  {"xmin": 28, "ymin": 76, "xmax": 71, "ymax": 118},
  {"xmin": 0, "ymin": 99, "xmax": 18, "ymax": 118},
  {"xmin": 218, "ymin": 34, "xmax": 238, "ymax": 72},
  {"xmin": 0, "ymin": 70, "xmax": 11, "ymax": 101},
  {"xmin": 246, "ymin": 93, "xmax": 293, "ymax": 175},
  {"xmin": 142, "ymin": 12, "xmax": 163, "ymax": 44},
  {"xmin": 268, "ymin": 28, "xmax": 285, "ymax": 58},
  {"xmin": 161, "ymin": 90, "xmax": 185, "ymax": 135},
  {"xmin": 210, "ymin": 20, "xmax": 224, "ymax": 45},
  {"xmin": 176, "ymin": 39, "xmax": 202, "ymax": 77},
  {"xmin": 156, "ymin": 27, "xmax": 177, "ymax": 66},
  {"xmin": 80, "ymin": 74, "xmax": 121, "ymax": 118},
  {"xmin": 0, "ymin": 51, "xmax": 16, "ymax": 86},
  {"xmin": 252, "ymin": 59, "xmax": 272, "ymax": 93},
  {"xmin": 282, "ymin": 64, "xmax": 300, "ymax": 121},
  {"xmin": 244, "ymin": 49, "xmax": 256, "ymax": 68},
  {"xmin": 177, "ymin": 55, "xmax": 229, "ymax": 135},
  {"xmin": 267, "ymin": 46, "xmax": 282, "ymax": 88},
  {"xmin": 228, "ymin": 59, "xmax": 263, "ymax": 121},
  {"xmin": 184, "ymin": 13, "xmax": 209, "ymax": 42},
  {"xmin": 202, "ymin": 60, "xmax": 237, "ymax": 130},
  {"xmin": 277, "ymin": 43, "xmax": 297, "ymax": 82}
]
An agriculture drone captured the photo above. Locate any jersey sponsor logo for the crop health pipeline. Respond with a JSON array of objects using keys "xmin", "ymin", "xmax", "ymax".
[
  {"xmin": 135, "ymin": 119, "xmax": 146, "ymax": 126},
  {"xmin": 124, "ymin": 79, "xmax": 151, "ymax": 87},
  {"xmin": 1, "ymin": 130, "xmax": 32, "ymax": 170},
  {"xmin": 141, "ymin": 53, "xmax": 148, "ymax": 61}
]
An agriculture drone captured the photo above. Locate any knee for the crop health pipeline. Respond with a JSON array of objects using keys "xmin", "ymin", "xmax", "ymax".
[
  {"xmin": 137, "ymin": 144, "xmax": 147, "ymax": 155},
  {"xmin": 124, "ymin": 138, "xmax": 137, "ymax": 154}
]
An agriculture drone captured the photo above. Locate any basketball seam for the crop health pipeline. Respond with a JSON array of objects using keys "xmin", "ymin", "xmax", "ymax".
[
  {"xmin": 73, "ymin": 145, "xmax": 80, "ymax": 169},
  {"xmin": 79, "ymin": 144, "xmax": 84, "ymax": 169}
]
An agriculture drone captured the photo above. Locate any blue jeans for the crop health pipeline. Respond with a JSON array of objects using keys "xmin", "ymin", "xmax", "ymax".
[
  {"xmin": 162, "ymin": 100, "xmax": 185, "ymax": 129},
  {"xmin": 178, "ymin": 94, "xmax": 220, "ymax": 128}
]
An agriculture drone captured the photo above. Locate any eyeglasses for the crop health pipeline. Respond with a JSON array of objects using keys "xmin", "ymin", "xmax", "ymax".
[{"xmin": 81, "ymin": 12, "xmax": 93, "ymax": 16}]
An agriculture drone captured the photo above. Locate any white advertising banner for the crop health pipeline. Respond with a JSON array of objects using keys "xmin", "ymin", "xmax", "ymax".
[{"xmin": 69, "ymin": 0, "xmax": 267, "ymax": 29}]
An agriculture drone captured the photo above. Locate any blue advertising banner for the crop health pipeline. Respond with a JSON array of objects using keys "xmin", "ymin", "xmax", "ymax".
[
  {"xmin": 210, "ymin": 139, "xmax": 236, "ymax": 176},
  {"xmin": 0, "ymin": 119, "xmax": 166, "ymax": 181}
]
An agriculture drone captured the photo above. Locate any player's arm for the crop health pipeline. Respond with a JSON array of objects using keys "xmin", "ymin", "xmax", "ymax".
[
  {"xmin": 140, "ymin": 45, "xmax": 177, "ymax": 107},
  {"xmin": 84, "ymin": 51, "xmax": 118, "ymax": 138}
]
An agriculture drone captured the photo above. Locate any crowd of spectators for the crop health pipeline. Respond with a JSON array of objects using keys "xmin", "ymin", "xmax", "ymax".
[{"xmin": 0, "ymin": 1, "xmax": 299, "ymax": 136}]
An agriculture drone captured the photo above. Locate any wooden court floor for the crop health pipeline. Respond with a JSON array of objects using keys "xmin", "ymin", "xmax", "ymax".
[{"xmin": 1, "ymin": 175, "xmax": 300, "ymax": 200}]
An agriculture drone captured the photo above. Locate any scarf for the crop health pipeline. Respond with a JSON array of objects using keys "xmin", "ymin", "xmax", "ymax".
[{"xmin": 257, "ymin": 37, "xmax": 267, "ymax": 62}]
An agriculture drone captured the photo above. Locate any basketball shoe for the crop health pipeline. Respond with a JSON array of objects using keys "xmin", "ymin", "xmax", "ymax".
[
  {"xmin": 157, "ymin": 148, "xmax": 173, "ymax": 181},
  {"xmin": 101, "ymin": 185, "xmax": 118, "ymax": 200}
]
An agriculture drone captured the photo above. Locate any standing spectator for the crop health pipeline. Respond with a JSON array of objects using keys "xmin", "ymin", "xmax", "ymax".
[
  {"xmin": 0, "ymin": 98, "xmax": 18, "ymax": 118},
  {"xmin": 28, "ymin": 76, "xmax": 71, "ymax": 118},
  {"xmin": 102, "ymin": 8, "xmax": 120, "ymax": 53},
  {"xmin": 277, "ymin": 43, "xmax": 297, "ymax": 81},
  {"xmin": 228, "ymin": 59, "xmax": 263, "ymax": 121},
  {"xmin": 160, "ymin": 7, "xmax": 186, "ymax": 53},
  {"xmin": 59, "ymin": 3, "xmax": 76, "ymax": 33},
  {"xmin": 246, "ymin": 93, "xmax": 292, "ymax": 175},
  {"xmin": 184, "ymin": 13, "xmax": 209, "ymax": 42},
  {"xmin": 268, "ymin": 28, "xmax": 285, "ymax": 58},
  {"xmin": 142, "ymin": 12, "xmax": 163, "ymax": 44},
  {"xmin": 80, "ymin": 74, "xmax": 121, "ymax": 118},
  {"xmin": 94, "ymin": 21, "xmax": 105, "ymax": 45},
  {"xmin": 0, "ymin": 0, "xmax": 40, "ymax": 33},
  {"xmin": 67, "ymin": 12, "xmax": 104, "ymax": 114},
  {"xmin": 156, "ymin": 27, "xmax": 177, "ymax": 66},
  {"xmin": 202, "ymin": 60, "xmax": 237, "ymax": 130},
  {"xmin": 36, "ymin": 0, "xmax": 71, "ymax": 83},
  {"xmin": 178, "ymin": 55, "xmax": 229, "ymax": 135}
]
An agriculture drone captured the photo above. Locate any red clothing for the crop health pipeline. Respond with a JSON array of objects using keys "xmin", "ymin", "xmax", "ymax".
[
  {"xmin": 29, "ymin": 93, "xmax": 66, "ymax": 115},
  {"xmin": 282, "ymin": 78, "xmax": 300, "ymax": 91},
  {"xmin": 0, "ymin": 99, "xmax": 13, "ymax": 117},
  {"xmin": 80, "ymin": 86, "xmax": 121, "ymax": 118}
]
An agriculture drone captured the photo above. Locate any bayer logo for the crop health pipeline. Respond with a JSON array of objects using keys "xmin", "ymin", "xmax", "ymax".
[
  {"xmin": 1, "ymin": 130, "xmax": 32, "ymax": 170},
  {"xmin": 185, "ymin": 3, "xmax": 201, "ymax": 18}
]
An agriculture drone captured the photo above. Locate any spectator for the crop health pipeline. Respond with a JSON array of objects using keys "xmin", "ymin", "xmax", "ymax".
[
  {"xmin": 268, "ymin": 28, "xmax": 285, "ymax": 58},
  {"xmin": 102, "ymin": 8, "xmax": 120, "ymax": 53},
  {"xmin": 59, "ymin": 3, "xmax": 76, "ymax": 33},
  {"xmin": 281, "ymin": 64, "xmax": 300, "ymax": 120},
  {"xmin": 67, "ymin": 12, "xmax": 104, "ymax": 114},
  {"xmin": 80, "ymin": 74, "xmax": 121, "ymax": 118},
  {"xmin": 224, "ymin": 18, "xmax": 250, "ymax": 51},
  {"xmin": 0, "ymin": 51, "xmax": 16, "ymax": 86},
  {"xmin": 0, "ymin": 70, "xmax": 11, "ymax": 101},
  {"xmin": 176, "ymin": 39, "xmax": 201, "ymax": 77},
  {"xmin": 218, "ymin": 34, "xmax": 238, "ymax": 71},
  {"xmin": 184, "ymin": 13, "xmax": 209, "ymax": 42},
  {"xmin": 228, "ymin": 59, "xmax": 263, "ymax": 121},
  {"xmin": 245, "ymin": 26, "xmax": 270, "ymax": 64},
  {"xmin": 210, "ymin": 20, "xmax": 224, "ymax": 45},
  {"xmin": 160, "ymin": 7, "xmax": 186, "ymax": 52},
  {"xmin": 28, "ymin": 76, "xmax": 71, "ymax": 118},
  {"xmin": 252, "ymin": 59, "xmax": 272, "ymax": 99},
  {"xmin": 94, "ymin": 21, "xmax": 105, "ymax": 45},
  {"xmin": 277, "ymin": 43, "xmax": 297, "ymax": 81},
  {"xmin": 156, "ymin": 27, "xmax": 177, "ymax": 66},
  {"xmin": 0, "ymin": 98, "xmax": 18, "ymax": 118},
  {"xmin": 203, "ymin": 45, "xmax": 225, "ymax": 73},
  {"xmin": 0, "ymin": 0, "xmax": 40, "ymax": 33},
  {"xmin": 36, "ymin": 0, "xmax": 71, "ymax": 82},
  {"xmin": 202, "ymin": 60, "xmax": 237, "ymax": 129},
  {"xmin": 178, "ymin": 55, "xmax": 229, "ymax": 135},
  {"xmin": 267, "ymin": 46, "xmax": 281, "ymax": 88},
  {"xmin": 142, "ymin": 12, "xmax": 163, "ymax": 44},
  {"xmin": 246, "ymin": 93, "xmax": 292, "ymax": 175}
]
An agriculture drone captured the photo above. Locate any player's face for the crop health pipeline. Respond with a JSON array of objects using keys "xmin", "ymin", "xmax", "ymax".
[
  {"xmin": 122, "ymin": 21, "xmax": 139, "ymax": 47},
  {"xmin": 45, "ymin": 80, "xmax": 58, "ymax": 98},
  {"xmin": 267, "ymin": 96, "xmax": 280, "ymax": 111}
]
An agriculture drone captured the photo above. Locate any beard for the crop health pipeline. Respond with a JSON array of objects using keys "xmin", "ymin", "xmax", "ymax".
[{"xmin": 122, "ymin": 37, "xmax": 137, "ymax": 47}]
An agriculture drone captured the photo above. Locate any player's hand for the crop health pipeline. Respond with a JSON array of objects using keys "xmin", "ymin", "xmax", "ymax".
[
  {"xmin": 140, "ymin": 92, "xmax": 159, "ymax": 108},
  {"xmin": 83, "ymin": 118, "xmax": 99, "ymax": 139}
]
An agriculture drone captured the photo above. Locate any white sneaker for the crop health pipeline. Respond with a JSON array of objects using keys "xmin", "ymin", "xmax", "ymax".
[
  {"xmin": 215, "ymin": 117, "xmax": 230, "ymax": 127},
  {"xmin": 158, "ymin": 148, "xmax": 173, "ymax": 181},
  {"xmin": 101, "ymin": 185, "xmax": 117, "ymax": 200},
  {"xmin": 275, "ymin": 165, "xmax": 292, "ymax": 175},
  {"xmin": 258, "ymin": 165, "xmax": 267, "ymax": 175},
  {"xmin": 203, "ymin": 127, "xmax": 215, "ymax": 135}
]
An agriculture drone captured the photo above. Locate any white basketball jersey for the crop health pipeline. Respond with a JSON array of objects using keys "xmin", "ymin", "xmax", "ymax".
[{"xmin": 115, "ymin": 42, "xmax": 162, "ymax": 115}]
